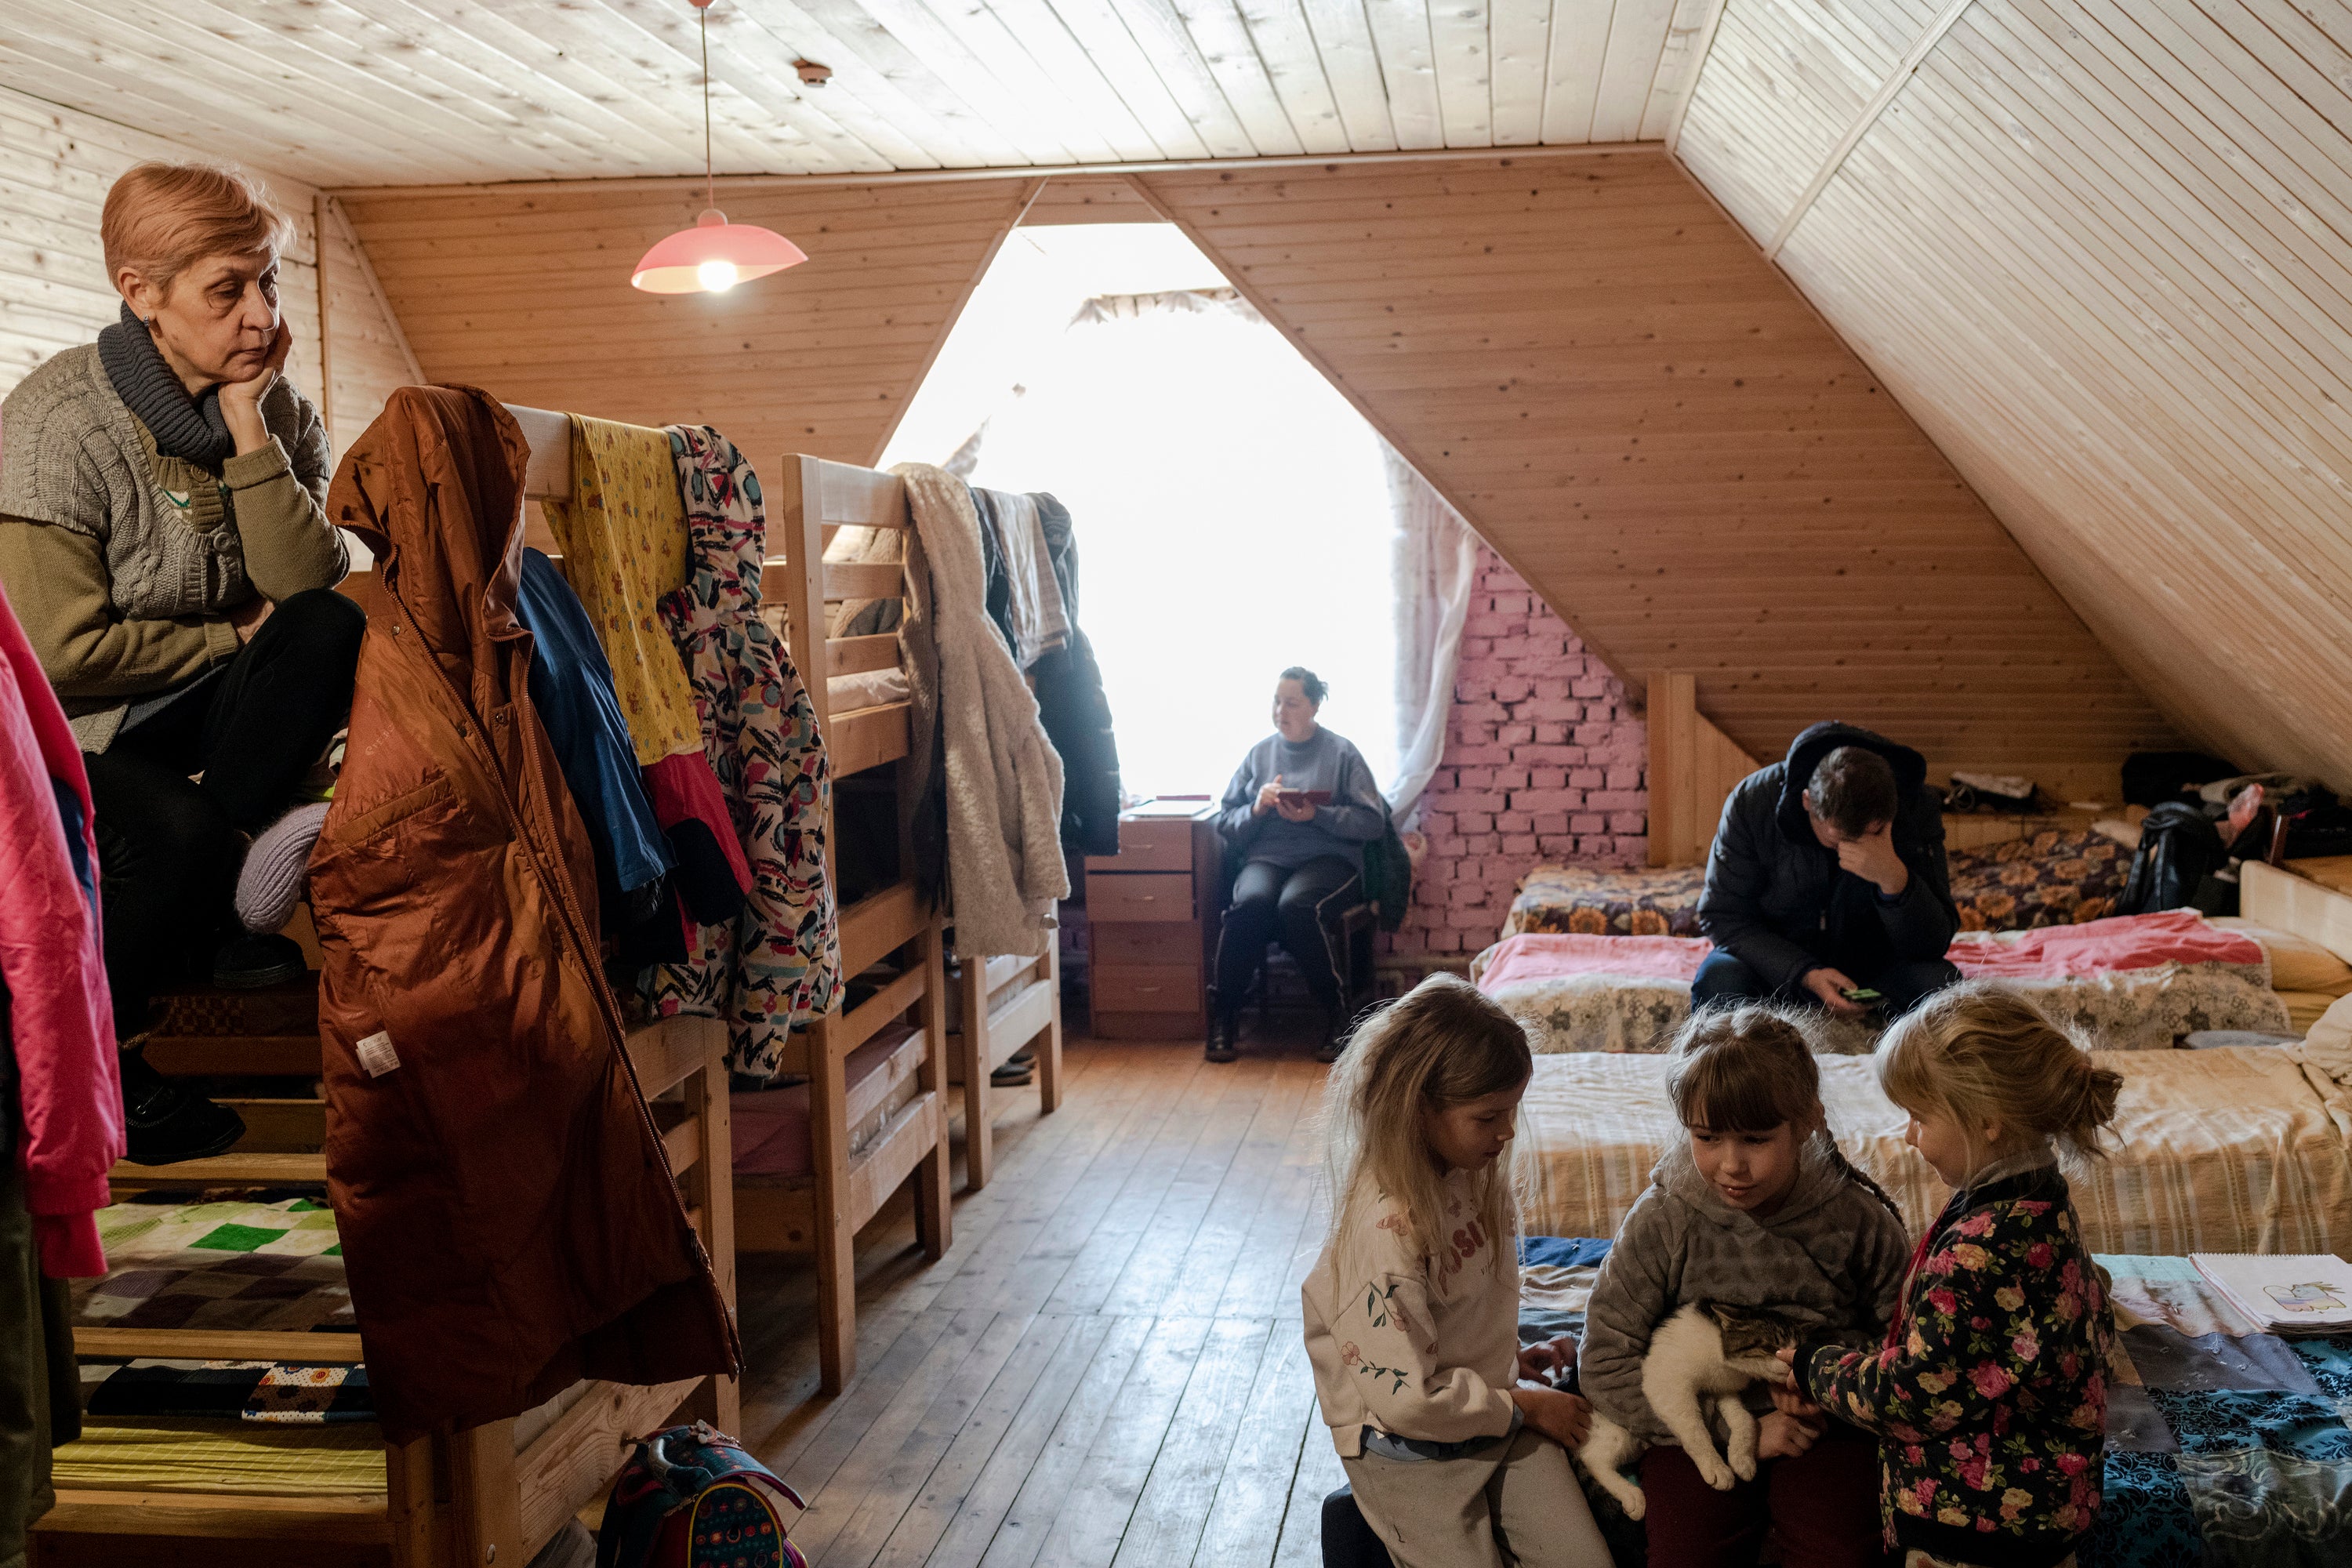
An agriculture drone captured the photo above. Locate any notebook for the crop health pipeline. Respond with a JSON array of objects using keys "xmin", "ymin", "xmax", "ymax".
[{"xmin": 2190, "ymin": 1253, "xmax": 2352, "ymax": 1333}]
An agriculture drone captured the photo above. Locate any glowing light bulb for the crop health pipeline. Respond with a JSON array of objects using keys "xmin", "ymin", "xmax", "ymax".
[{"xmin": 697, "ymin": 259, "xmax": 739, "ymax": 292}]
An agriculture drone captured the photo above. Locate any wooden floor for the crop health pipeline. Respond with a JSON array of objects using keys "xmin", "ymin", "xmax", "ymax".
[{"xmin": 734, "ymin": 1030, "xmax": 1346, "ymax": 1568}]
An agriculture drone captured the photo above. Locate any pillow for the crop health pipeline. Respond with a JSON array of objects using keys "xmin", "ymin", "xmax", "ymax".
[
  {"xmin": 2279, "ymin": 991, "xmax": 2340, "ymax": 1033},
  {"xmin": 2303, "ymin": 990, "xmax": 2352, "ymax": 1083},
  {"xmin": 2212, "ymin": 917, "xmax": 2352, "ymax": 996}
]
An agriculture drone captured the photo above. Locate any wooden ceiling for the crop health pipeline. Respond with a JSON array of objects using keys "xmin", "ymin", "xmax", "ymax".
[
  {"xmin": 339, "ymin": 179, "xmax": 1033, "ymax": 466},
  {"xmin": 3, "ymin": 0, "xmax": 1722, "ymax": 186},
  {"xmin": 1675, "ymin": 0, "xmax": 2352, "ymax": 788},
  {"xmin": 1133, "ymin": 151, "xmax": 2179, "ymax": 782}
]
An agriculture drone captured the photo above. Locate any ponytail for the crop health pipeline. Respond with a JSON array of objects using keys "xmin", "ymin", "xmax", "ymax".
[{"xmin": 1878, "ymin": 982, "xmax": 2123, "ymax": 1163}]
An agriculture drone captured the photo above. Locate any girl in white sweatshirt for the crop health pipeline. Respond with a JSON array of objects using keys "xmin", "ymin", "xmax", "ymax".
[{"xmin": 1302, "ymin": 975, "xmax": 1611, "ymax": 1568}]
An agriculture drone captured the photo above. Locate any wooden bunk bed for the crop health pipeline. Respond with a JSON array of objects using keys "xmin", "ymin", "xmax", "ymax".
[
  {"xmin": 45, "ymin": 1014, "xmax": 735, "ymax": 1568},
  {"xmin": 34, "ymin": 405, "xmax": 740, "ymax": 1566},
  {"xmin": 734, "ymin": 453, "xmax": 953, "ymax": 1396}
]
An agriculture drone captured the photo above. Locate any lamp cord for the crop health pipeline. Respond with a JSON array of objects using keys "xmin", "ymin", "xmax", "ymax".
[{"xmin": 700, "ymin": 3, "xmax": 714, "ymax": 212}]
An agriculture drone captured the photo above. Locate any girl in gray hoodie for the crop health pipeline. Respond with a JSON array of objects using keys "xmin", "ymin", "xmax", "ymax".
[{"xmin": 1579, "ymin": 1007, "xmax": 1913, "ymax": 1568}]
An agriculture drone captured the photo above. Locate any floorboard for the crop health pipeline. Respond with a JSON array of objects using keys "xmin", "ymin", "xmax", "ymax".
[{"xmin": 739, "ymin": 1022, "xmax": 1348, "ymax": 1568}]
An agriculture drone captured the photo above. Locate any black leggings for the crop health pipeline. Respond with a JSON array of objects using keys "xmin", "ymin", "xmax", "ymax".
[
  {"xmin": 83, "ymin": 589, "xmax": 365, "ymax": 1029},
  {"xmin": 1214, "ymin": 855, "xmax": 1361, "ymax": 1015}
]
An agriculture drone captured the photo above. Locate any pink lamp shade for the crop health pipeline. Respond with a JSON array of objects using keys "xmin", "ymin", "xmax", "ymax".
[{"xmin": 631, "ymin": 207, "xmax": 807, "ymax": 294}]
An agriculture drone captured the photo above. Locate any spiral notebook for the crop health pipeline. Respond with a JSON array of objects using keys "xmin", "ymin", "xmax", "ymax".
[{"xmin": 2190, "ymin": 1252, "xmax": 2352, "ymax": 1333}]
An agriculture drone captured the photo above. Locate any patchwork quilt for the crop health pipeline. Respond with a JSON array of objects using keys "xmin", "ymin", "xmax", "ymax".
[
  {"xmin": 1518, "ymin": 1239, "xmax": 2352, "ymax": 1568},
  {"xmin": 71, "ymin": 1189, "xmax": 372, "ymax": 1425}
]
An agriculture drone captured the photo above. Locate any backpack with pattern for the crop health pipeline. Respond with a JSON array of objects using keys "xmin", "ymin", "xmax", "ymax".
[{"xmin": 596, "ymin": 1421, "xmax": 808, "ymax": 1568}]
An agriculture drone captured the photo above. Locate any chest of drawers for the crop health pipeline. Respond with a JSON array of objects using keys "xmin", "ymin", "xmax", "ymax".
[{"xmin": 1083, "ymin": 800, "xmax": 1220, "ymax": 1039}]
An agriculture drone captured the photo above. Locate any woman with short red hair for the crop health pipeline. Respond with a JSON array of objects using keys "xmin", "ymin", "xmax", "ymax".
[{"xmin": 0, "ymin": 162, "xmax": 365, "ymax": 1163}]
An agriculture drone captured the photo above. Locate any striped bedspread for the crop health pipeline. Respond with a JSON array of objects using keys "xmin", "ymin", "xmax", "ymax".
[{"xmin": 1518, "ymin": 1047, "xmax": 2352, "ymax": 1258}]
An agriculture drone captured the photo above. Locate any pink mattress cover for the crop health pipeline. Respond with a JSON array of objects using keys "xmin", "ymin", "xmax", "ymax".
[
  {"xmin": 1476, "ymin": 910, "xmax": 2263, "ymax": 993},
  {"xmin": 732, "ymin": 1022, "xmax": 918, "ymax": 1178}
]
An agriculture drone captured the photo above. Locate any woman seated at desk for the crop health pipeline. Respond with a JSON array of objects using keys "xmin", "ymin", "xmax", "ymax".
[{"xmin": 1210, "ymin": 666, "xmax": 1386, "ymax": 1065}]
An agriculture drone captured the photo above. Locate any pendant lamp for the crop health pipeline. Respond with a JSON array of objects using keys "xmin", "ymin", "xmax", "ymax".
[{"xmin": 631, "ymin": 0, "xmax": 808, "ymax": 294}]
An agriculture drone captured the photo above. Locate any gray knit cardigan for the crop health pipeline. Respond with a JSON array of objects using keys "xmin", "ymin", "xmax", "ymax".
[{"xmin": 0, "ymin": 345, "xmax": 335, "ymax": 748}]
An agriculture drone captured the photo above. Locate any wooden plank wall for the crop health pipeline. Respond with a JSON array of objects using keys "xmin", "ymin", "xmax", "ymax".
[
  {"xmin": 1131, "ymin": 151, "xmax": 2180, "ymax": 797},
  {"xmin": 1676, "ymin": 0, "xmax": 2352, "ymax": 792},
  {"xmin": 0, "ymin": 86, "xmax": 415, "ymax": 451},
  {"xmin": 1645, "ymin": 671, "xmax": 1760, "ymax": 867},
  {"xmin": 336, "ymin": 180, "xmax": 1039, "ymax": 468}
]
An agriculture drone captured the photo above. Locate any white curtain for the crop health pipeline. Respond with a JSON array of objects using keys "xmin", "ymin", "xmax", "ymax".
[
  {"xmin": 1384, "ymin": 444, "xmax": 1480, "ymax": 822},
  {"xmin": 949, "ymin": 289, "xmax": 1403, "ymax": 800}
]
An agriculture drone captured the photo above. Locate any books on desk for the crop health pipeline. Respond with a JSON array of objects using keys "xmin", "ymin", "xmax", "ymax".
[{"xmin": 2191, "ymin": 1252, "xmax": 2352, "ymax": 1333}]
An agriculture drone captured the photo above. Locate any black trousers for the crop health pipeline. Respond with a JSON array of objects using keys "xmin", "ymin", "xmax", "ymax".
[
  {"xmin": 1214, "ymin": 855, "xmax": 1360, "ymax": 1014},
  {"xmin": 1690, "ymin": 947, "xmax": 1961, "ymax": 1019},
  {"xmin": 82, "ymin": 589, "xmax": 365, "ymax": 1029}
]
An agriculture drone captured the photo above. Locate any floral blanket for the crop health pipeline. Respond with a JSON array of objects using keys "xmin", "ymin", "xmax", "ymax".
[
  {"xmin": 1499, "ymin": 829, "xmax": 2135, "ymax": 943},
  {"xmin": 1472, "ymin": 913, "xmax": 2288, "ymax": 1054},
  {"xmin": 1515, "ymin": 1239, "xmax": 2352, "ymax": 1568}
]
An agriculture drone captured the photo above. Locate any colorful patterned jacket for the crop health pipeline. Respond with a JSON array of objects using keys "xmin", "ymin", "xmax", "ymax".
[{"xmin": 1800, "ymin": 1163, "xmax": 2114, "ymax": 1568}]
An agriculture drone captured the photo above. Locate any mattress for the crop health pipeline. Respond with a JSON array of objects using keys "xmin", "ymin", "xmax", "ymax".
[
  {"xmin": 52, "ymin": 1417, "xmax": 386, "ymax": 1497},
  {"xmin": 1475, "ymin": 911, "xmax": 2292, "ymax": 1054},
  {"xmin": 732, "ymin": 1020, "xmax": 921, "ymax": 1178},
  {"xmin": 1498, "ymin": 864, "xmax": 1704, "ymax": 939},
  {"xmin": 1515, "ymin": 1241, "xmax": 2352, "ymax": 1568},
  {"xmin": 1516, "ymin": 1047, "xmax": 2352, "ymax": 1257},
  {"xmin": 74, "ymin": 1192, "xmax": 353, "ymax": 1335}
]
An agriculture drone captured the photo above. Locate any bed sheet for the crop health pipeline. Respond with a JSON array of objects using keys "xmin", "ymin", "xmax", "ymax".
[
  {"xmin": 50, "ymin": 1417, "xmax": 386, "ymax": 1497},
  {"xmin": 1514, "ymin": 1240, "xmax": 2352, "ymax": 1568},
  {"xmin": 73, "ymin": 1191, "xmax": 354, "ymax": 1336},
  {"xmin": 1518, "ymin": 1049, "xmax": 2352, "ymax": 1258}
]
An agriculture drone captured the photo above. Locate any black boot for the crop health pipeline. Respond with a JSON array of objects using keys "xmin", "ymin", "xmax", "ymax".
[
  {"xmin": 1317, "ymin": 1005, "xmax": 1350, "ymax": 1065},
  {"xmin": 1205, "ymin": 1007, "xmax": 1238, "ymax": 1064},
  {"xmin": 120, "ymin": 1044, "xmax": 246, "ymax": 1165}
]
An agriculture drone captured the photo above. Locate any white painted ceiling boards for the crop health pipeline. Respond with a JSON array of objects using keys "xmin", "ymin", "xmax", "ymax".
[
  {"xmin": 1675, "ymin": 0, "xmax": 2352, "ymax": 786},
  {"xmin": 1, "ymin": 0, "xmax": 1722, "ymax": 184}
]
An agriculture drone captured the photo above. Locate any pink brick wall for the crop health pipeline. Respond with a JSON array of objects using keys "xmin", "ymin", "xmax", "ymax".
[{"xmin": 1389, "ymin": 548, "xmax": 1647, "ymax": 956}]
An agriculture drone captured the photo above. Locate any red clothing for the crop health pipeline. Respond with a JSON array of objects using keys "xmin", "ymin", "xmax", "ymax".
[
  {"xmin": 1639, "ymin": 1426, "xmax": 1889, "ymax": 1568},
  {"xmin": 641, "ymin": 749, "xmax": 753, "ymax": 946},
  {"xmin": 0, "ymin": 582, "xmax": 121, "ymax": 1276}
]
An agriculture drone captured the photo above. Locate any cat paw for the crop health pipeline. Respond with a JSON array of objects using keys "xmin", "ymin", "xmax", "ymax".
[
  {"xmin": 1730, "ymin": 1451, "xmax": 1759, "ymax": 1483},
  {"xmin": 1619, "ymin": 1490, "xmax": 1646, "ymax": 1522},
  {"xmin": 1697, "ymin": 1460, "xmax": 1737, "ymax": 1490}
]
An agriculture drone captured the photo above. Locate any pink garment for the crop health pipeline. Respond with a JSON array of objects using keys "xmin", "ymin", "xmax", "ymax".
[
  {"xmin": 1476, "ymin": 933, "xmax": 1711, "ymax": 990},
  {"xmin": 0, "ymin": 582, "xmax": 122, "ymax": 1277},
  {"xmin": 1945, "ymin": 908, "xmax": 2263, "ymax": 978}
]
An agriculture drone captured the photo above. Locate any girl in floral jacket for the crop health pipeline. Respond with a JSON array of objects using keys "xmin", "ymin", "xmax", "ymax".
[{"xmin": 1779, "ymin": 983, "xmax": 2122, "ymax": 1568}]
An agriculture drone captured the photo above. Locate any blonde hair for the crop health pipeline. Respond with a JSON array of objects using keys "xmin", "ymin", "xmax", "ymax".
[
  {"xmin": 1668, "ymin": 1004, "xmax": 1903, "ymax": 1220},
  {"xmin": 1877, "ymin": 982, "xmax": 2122, "ymax": 1168},
  {"xmin": 1322, "ymin": 975, "xmax": 1530, "ymax": 1284},
  {"xmin": 102, "ymin": 162, "xmax": 293, "ymax": 297}
]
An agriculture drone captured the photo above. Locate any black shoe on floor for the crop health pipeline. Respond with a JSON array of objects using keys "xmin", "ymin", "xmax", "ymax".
[
  {"xmin": 120, "ymin": 1047, "xmax": 246, "ymax": 1166},
  {"xmin": 1316, "ymin": 1007, "xmax": 1350, "ymax": 1065},
  {"xmin": 212, "ymin": 931, "xmax": 307, "ymax": 990},
  {"xmin": 1205, "ymin": 1013, "xmax": 1239, "ymax": 1064},
  {"xmin": 990, "ymin": 1051, "xmax": 1036, "ymax": 1087}
]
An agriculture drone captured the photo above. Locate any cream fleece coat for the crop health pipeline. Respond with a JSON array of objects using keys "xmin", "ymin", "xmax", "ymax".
[{"xmin": 892, "ymin": 464, "xmax": 1068, "ymax": 956}]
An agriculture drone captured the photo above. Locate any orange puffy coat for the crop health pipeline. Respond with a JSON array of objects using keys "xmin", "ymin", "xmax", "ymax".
[{"xmin": 315, "ymin": 386, "xmax": 735, "ymax": 1440}]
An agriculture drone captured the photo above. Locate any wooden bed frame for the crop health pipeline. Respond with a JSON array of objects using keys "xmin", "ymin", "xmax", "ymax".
[
  {"xmin": 43, "ymin": 1015, "xmax": 736, "ymax": 1568},
  {"xmin": 732, "ymin": 453, "xmax": 954, "ymax": 1396},
  {"xmin": 2244, "ymin": 859, "xmax": 2352, "ymax": 967}
]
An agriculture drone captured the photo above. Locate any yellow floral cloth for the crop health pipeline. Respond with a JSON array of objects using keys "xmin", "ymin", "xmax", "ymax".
[{"xmin": 539, "ymin": 414, "xmax": 700, "ymax": 764}]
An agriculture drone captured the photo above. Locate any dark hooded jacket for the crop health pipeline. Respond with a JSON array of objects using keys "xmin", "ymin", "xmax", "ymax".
[
  {"xmin": 313, "ymin": 387, "xmax": 735, "ymax": 1441},
  {"xmin": 1029, "ymin": 494, "xmax": 1121, "ymax": 856},
  {"xmin": 1697, "ymin": 721, "xmax": 1958, "ymax": 992}
]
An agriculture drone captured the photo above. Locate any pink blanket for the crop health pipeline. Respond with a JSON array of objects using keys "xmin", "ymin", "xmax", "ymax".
[{"xmin": 1476, "ymin": 910, "xmax": 2264, "ymax": 993}]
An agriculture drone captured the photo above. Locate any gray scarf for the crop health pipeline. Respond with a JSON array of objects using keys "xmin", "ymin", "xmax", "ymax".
[{"xmin": 96, "ymin": 304, "xmax": 234, "ymax": 469}]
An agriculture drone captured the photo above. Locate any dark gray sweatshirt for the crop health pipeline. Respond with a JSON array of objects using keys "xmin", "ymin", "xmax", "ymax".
[
  {"xmin": 1217, "ymin": 728, "xmax": 1386, "ymax": 869},
  {"xmin": 1580, "ymin": 1138, "xmax": 1912, "ymax": 1445}
]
